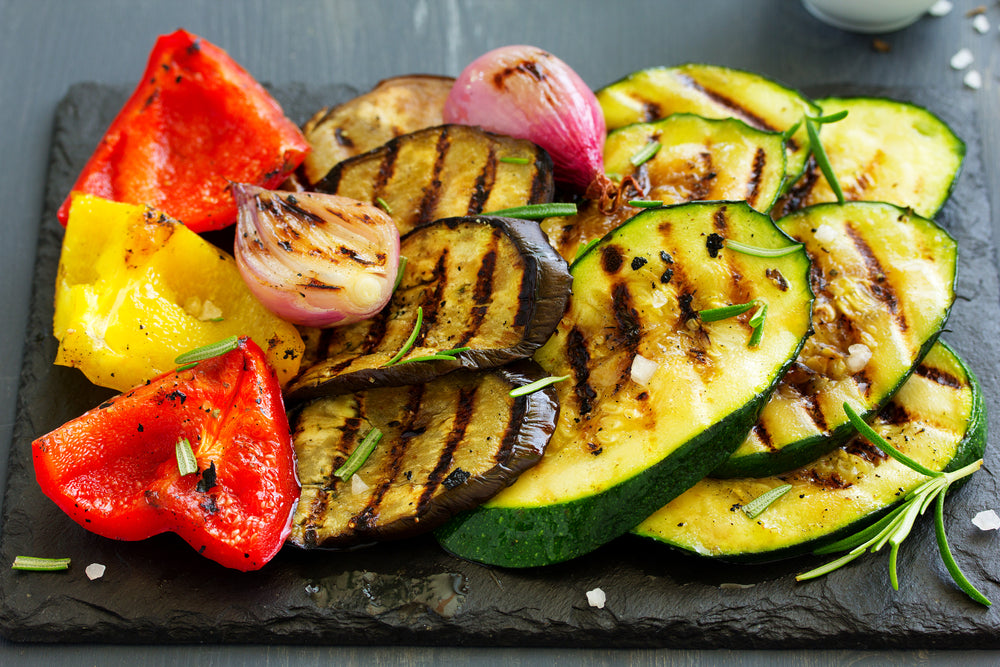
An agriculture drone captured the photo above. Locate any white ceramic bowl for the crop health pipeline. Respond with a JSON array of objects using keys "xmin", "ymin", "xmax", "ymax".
[{"xmin": 802, "ymin": 0, "xmax": 937, "ymax": 33}]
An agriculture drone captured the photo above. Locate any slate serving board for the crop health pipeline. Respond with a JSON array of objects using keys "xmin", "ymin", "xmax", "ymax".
[{"xmin": 1, "ymin": 82, "xmax": 998, "ymax": 648}]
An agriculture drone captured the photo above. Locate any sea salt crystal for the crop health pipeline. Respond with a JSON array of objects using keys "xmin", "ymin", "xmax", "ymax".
[
  {"xmin": 972, "ymin": 510, "xmax": 1000, "ymax": 531},
  {"xmin": 972, "ymin": 14, "xmax": 990, "ymax": 34},
  {"xmin": 813, "ymin": 224, "xmax": 838, "ymax": 245},
  {"xmin": 586, "ymin": 587, "xmax": 606, "ymax": 609},
  {"xmin": 950, "ymin": 48, "xmax": 974, "ymax": 70},
  {"xmin": 351, "ymin": 474, "xmax": 370, "ymax": 494},
  {"xmin": 927, "ymin": 0, "xmax": 953, "ymax": 16},
  {"xmin": 85, "ymin": 563, "xmax": 106, "ymax": 580},
  {"xmin": 630, "ymin": 353, "xmax": 658, "ymax": 387},
  {"xmin": 964, "ymin": 70, "xmax": 983, "ymax": 90},
  {"xmin": 845, "ymin": 344, "xmax": 873, "ymax": 373}
]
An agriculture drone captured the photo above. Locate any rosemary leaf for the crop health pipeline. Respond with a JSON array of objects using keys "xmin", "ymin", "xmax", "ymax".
[
  {"xmin": 806, "ymin": 117, "xmax": 845, "ymax": 205},
  {"xmin": 334, "ymin": 428, "xmax": 384, "ymax": 481},
  {"xmin": 487, "ymin": 203, "xmax": 578, "ymax": 220},
  {"xmin": 630, "ymin": 140, "xmax": 662, "ymax": 167},
  {"xmin": 698, "ymin": 301, "xmax": 755, "ymax": 323},
  {"xmin": 175, "ymin": 437, "xmax": 198, "ymax": 476},
  {"xmin": 628, "ymin": 199, "xmax": 664, "ymax": 208},
  {"xmin": 724, "ymin": 239, "xmax": 803, "ymax": 258},
  {"xmin": 383, "ymin": 306, "xmax": 423, "ymax": 367},
  {"xmin": 11, "ymin": 556, "xmax": 71, "ymax": 571},
  {"xmin": 742, "ymin": 484, "xmax": 792, "ymax": 519},
  {"xmin": 509, "ymin": 375, "xmax": 570, "ymax": 398},
  {"xmin": 174, "ymin": 336, "xmax": 239, "ymax": 365}
]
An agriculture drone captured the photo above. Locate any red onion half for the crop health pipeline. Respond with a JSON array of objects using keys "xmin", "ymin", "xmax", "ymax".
[{"xmin": 233, "ymin": 184, "xmax": 400, "ymax": 328}]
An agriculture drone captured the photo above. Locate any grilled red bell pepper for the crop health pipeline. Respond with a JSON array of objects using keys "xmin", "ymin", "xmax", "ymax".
[
  {"xmin": 32, "ymin": 337, "xmax": 299, "ymax": 571},
  {"xmin": 56, "ymin": 29, "xmax": 309, "ymax": 232}
]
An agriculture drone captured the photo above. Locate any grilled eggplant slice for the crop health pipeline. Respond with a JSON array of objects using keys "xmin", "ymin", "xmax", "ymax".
[
  {"xmin": 290, "ymin": 362, "xmax": 558, "ymax": 548},
  {"xmin": 773, "ymin": 97, "xmax": 965, "ymax": 219},
  {"xmin": 287, "ymin": 215, "xmax": 571, "ymax": 401},
  {"xmin": 596, "ymin": 63, "xmax": 819, "ymax": 186},
  {"xmin": 314, "ymin": 124, "xmax": 554, "ymax": 237},
  {"xmin": 436, "ymin": 202, "xmax": 813, "ymax": 567},
  {"xmin": 634, "ymin": 341, "xmax": 985, "ymax": 562},
  {"xmin": 542, "ymin": 114, "xmax": 787, "ymax": 261},
  {"xmin": 713, "ymin": 201, "xmax": 957, "ymax": 478},
  {"xmin": 301, "ymin": 75, "xmax": 455, "ymax": 186}
]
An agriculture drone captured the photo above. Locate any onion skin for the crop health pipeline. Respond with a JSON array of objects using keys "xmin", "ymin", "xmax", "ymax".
[
  {"xmin": 233, "ymin": 184, "xmax": 399, "ymax": 328},
  {"xmin": 444, "ymin": 45, "xmax": 607, "ymax": 194}
]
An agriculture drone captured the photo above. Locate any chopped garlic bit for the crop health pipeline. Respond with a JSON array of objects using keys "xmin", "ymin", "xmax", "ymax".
[
  {"xmin": 972, "ymin": 14, "xmax": 990, "ymax": 34},
  {"xmin": 85, "ymin": 563, "xmax": 106, "ymax": 580},
  {"xmin": 964, "ymin": 70, "xmax": 983, "ymax": 90},
  {"xmin": 630, "ymin": 353, "xmax": 658, "ymax": 387},
  {"xmin": 351, "ymin": 474, "xmax": 370, "ymax": 494},
  {"xmin": 586, "ymin": 587, "xmax": 606, "ymax": 608},
  {"xmin": 651, "ymin": 290, "xmax": 668, "ymax": 309},
  {"xmin": 972, "ymin": 510, "xmax": 1000, "ymax": 531},
  {"xmin": 928, "ymin": 0, "xmax": 953, "ymax": 16},
  {"xmin": 813, "ymin": 224, "xmax": 838, "ymax": 245},
  {"xmin": 183, "ymin": 296, "xmax": 223, "ymax": 321},
  {"xmin": 950, "ymin": 48, "xmax": 974, "ymax": 70},
  {"xmin": 845, "ymin": 343, "xmax": 872, "ymax": 373}
]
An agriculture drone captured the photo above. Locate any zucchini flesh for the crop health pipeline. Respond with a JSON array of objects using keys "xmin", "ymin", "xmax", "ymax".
[
  {"xmin": 713, "ymin": 201, "xmax": 957, "ymax": 478},
  {"xmin": 774, "ymin": 97, "xmax": 965, "ymax": 219},
  {"xmin": 301, "ymin": 75, "xmax": 454, "ymax": 185},
  {"xmin": 541, "ymin": 114, "xmax": 787, "ymax": 261},
  {"xmin": 287, "ymin": 215, "xmax": 571, "ymax": 401},
  {"xmin": 314, "ymin": 124, "xmax": 554, "ymax": 237},
  {"xmin": 634, "ymin": 341, "xmax": 985, "ymax": 561},
  {"xmin": 436, "ymin": 202, "xmax": 813, "ymax": 567},
  {"xmin": 290, "ymin": 363, "xmax": 557, "ymax": 548},
  {"xmin": 596, "ymin": 63, "xmax": 819, "ymax": 186}
]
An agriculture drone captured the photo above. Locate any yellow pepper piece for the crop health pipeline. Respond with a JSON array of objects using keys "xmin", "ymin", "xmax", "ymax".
[{"xmin": 54, "ymin": 193, "xmax": 304, "ymax": 391}]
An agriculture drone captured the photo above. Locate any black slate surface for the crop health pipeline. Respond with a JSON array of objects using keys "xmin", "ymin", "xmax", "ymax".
[{"xmin": 0, "ymin": 81, "xmax": 998, "ymax": 648}]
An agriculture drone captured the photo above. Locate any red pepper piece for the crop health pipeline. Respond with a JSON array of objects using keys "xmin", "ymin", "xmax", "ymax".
[
  {"xmin": 32, "ymin": 337, "xmax": 300, "ymax": 572},
  {"xmin": 56, "ymin": 29, "xmax": 309, "ymax": 233}
]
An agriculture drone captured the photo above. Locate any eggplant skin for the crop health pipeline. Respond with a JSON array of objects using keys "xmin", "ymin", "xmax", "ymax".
[
  {"xmin": 289, "ymin": 361, "xmax": 559, "ymax": 548},
  {"xmin": 286, "ymin": 215, "xmax": 571, "ymax": 403}
]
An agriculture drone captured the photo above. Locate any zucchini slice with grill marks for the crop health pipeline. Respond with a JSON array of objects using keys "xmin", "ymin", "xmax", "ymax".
[
  {"xmin": 314, "ymin": 124, "xmax": 554, "ymax": 237},
  {"xmin": 596, "ymin": 63, "xmax": 819, "ymax": 186},
  {"xmin": 301, "ymin": 75, "xmax": 455, "ymax": 186},
  {"xmin": 712, "ymin": 201, "xmax": 957, "ymax": 478},
  {"xmin": 773, "ymin": 97, "xmax": 965, "ymax": 219},
  {"xmin": 290, "ymin": 362, "xmax": 558, "ymax": 548},
  {"xmin": 634, "ymin": 341, "xmax": 985, "ymax": 562},
  {"xmin": 436, "ymin": 201, "xmax": 813, "ymax": 567},
  {"xmin": 287, "ymin": 215, "xmax": 571, "ymax": 401},
  {"xmin": 541, "ymin": 114, "xmax": 787, "ymax": 262}
]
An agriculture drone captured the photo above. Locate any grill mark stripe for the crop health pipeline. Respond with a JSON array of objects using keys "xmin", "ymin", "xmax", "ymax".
[
  {"xmin": 752, "ymin": 423, "xmax": 775, "ymax": 452},
  {"xmin": 528, "ymin": 149, "xmax": 551, "ymax": 203},
  {"xmin": 350, "ymin": 384, "xmax": 425, "ymax": 532},
  {"xmin": 746, "ymin": 147, "xmax": 766, "ymax": 206},
  {"xmin": 611, "ymin": 282, "xmax": 642, "ymax": 352},
  {"xmin": 804, "ymin": 392, "xmax": 828, "ymax": 433},
  {"xmin": 467, "ymin": 144, "xmax": 498, "ymax": 214},
  {"xmin": 371, "ymin": 137, "xmax": 401, "ymax": 201},
  {"xmin": 414, "ymin": 252, "xmax": 450, "ymax": 348},
  {"xmin": 567, "ymin": 326, "xmax": 597, "ymax": 415},
  {"xmin": 495, "ymin": 393, "xmax": 529, "ymax": 464},
  {"xmin": 301, "ymin": 416, "xmax": 364, "ymax": 544},
  {"xmin": 417, "ymin": 127, "xmax": 451, "ymax": 224},
  {"xmin": 844, "ymin": 223, "xmax": 906, "ymax": 330},
  {"xmin": 678, "ymin": 74, "xmax": 778, "ymax": 133},
  {"xmin": 914, "ymin": 364, "xmax": 962, "ymax": 388},
  {"xmin": 689, "ymin": 152, "xmax": 716, "ymax": 201},
  {"xmin": 512, "ymin": 253, "xmax": 538, "ymax": 328},
  {"xmin": 416, "ymin": 385, "xmax": 478, "ymax": 513},
  {"xmin": 456, "ymin": 231, "xmax": 501, "ymax": 345}
]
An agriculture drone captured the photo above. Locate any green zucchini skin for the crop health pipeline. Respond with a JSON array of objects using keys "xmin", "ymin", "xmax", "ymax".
[
  {"xmin": 436, "ymin": 201, "xmax": 814, "ymax": 568},
  {"xmin": 633, "ymin": 340, "xmax": 985, "ymax": 563},
  {"xmin": 774, "ymin": 96, "xmax": 965, "ymax": 219},
  {"xmin": 712, "ymin": 201, "xmax": 957, "ymax": 478}
]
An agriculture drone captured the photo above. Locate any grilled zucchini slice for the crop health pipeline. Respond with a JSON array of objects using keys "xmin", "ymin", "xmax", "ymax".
[
  {"xmin": 713, "ymin": 201, "xmax": 957, "ymax": 478},
  {"xmin": 314, "ymin": 124, "xmax": 554, "ymax": 237},
  {"xmin": 596, "ymin": 63, "xmax": 819, "ymax": 186},
  {"xmin": 774, "ymin": 97, "xmax": 965, "ymax": 219},
  {"xmin": 542, "ymin": 114, "xmax": 787, "ymax": 261},
  {"xmin": 287, "ymin": 215, "xmax": 571, "ymax": 401},
  {"xmin": 290, "ymin": 362, "xmax": 557, "ymax": 548},
  {"xmin": 301, "ymin": 75, "xmax": 455, "ymax": 186},
  {"xmin": 436, "ymin": 201, "xmax": 813, "ymax": 567},
  {"xmin": 634, "ymin": 341, "xmax": 985, "ymax": 562}
]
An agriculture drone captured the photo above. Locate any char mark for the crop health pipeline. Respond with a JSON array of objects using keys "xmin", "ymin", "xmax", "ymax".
[
  {"xmin": 416, "ymin": 385, "xmax": 478, "ymax": 513},
  {"xmin": 496, "ymin": 388, "xmax": 530, "ymax": 464},
  {"xmin": 417, "ymin": 127, "xmax": 451, "ymax": 224},
  {"xmin": 914, "ymin": 364, "xmax": 962, "ymax": 388},
  {"xmin": 678, "ymin": 73, "xmax": 777, "ymax": 133},
  {"xmin": 567, "ymin": 326, "xmax": 597, "ymax": 415},
  {"xmin": 456, "ymin": 232, "xmax": 501, "ymax": 345},
  {"xmin": 746, "ymin": 147, "xmax": 766, "ymax": 206},
  {"xmin": 413, "ymin": 252, "xmax": 450, "ymax": 347},
  {"xmin": 611, "ymin": 282, "xmax": 642, "ymax": 350},
  {"xmin": 752, "ymin": 423, "xmax": 775, "ymax": 452},
  {"xmin": 844, "ymin": 223, "xmax": 904, "ymax": 327},
  {"xmin": 689, "ymin": 152, "xmax": 716, "ymax": 201},
  {"xmin": 467, "ymin": 144, "xmax": 498, "ymax": 214},
  {"xmin": 601, "ymin": 244, "xmax": 624, "ymax": 274}
]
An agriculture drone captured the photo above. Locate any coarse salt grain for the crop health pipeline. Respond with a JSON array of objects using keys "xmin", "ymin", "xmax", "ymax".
[
  {"xmin": 630, "ymin": 353, "xmax": 658, "ymax": 387},
  {"xmin": 928, "ymin": 0, "xmax": 953, "ymax": 16},
  {"xmin": 972, "ymin": 14, "xmax": 990, "ymax": 34},
  {"xmin": 586, "ymin": 587, "xmax": 606, "ymax": 608},
  {"xmin": 813, "ymin": 224, "xmax": 838, "ymax": 245},
  {"xmin": 845, "ymin": 343, "xmax": 873, "ymax": 373},
  {"xmin": 964, "ymin": 70, "xmax": 983, "ymax": 90},
  {"xmin": 351, "ymin": 474, "xmax": 369, "ymax": 494},
  {"xmin": 950, "ymin": 48, "xmax": 974, "ymax": 70},
  {"xmin": 85, "ymin": 563, "xmax": 106, "ymax": 580},
  {"xmin": 972, "ymin": 510, "xmax": 1000, "ymax": 531}
]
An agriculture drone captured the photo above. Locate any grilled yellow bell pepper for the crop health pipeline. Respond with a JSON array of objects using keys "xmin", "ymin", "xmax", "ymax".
[{"xmin": 54, "ymin": 193, "xmax": 304, "ymax": 391}]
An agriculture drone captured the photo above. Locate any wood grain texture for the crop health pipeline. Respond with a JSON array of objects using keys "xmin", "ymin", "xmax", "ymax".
[{"xmin": 1, "ymin": 0, "xmax": 997, "ymax": 664}]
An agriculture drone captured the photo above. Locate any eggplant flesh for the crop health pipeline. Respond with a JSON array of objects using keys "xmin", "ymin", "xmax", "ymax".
[
  {"xmin": 287, "ymin": 215, "xmax": 571, "ymax": 402},
  {"xmin": 289, "ymin": 362, "xmax": 558, "ymax": 548}
]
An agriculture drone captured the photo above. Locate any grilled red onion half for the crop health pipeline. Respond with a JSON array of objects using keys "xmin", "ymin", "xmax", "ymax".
[{"xmin": 233, "ymin": 184, "xmax": 399, "ymax": 328}]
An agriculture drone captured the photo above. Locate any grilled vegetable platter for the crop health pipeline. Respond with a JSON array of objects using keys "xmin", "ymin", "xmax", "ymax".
[{"xmin": 2, "ymin": 30, "xmax": 999, "ymax": 648}]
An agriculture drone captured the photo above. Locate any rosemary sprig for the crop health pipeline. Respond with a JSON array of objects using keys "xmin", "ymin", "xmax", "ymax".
[
  {"xmin": 375, "ymin": 196, "xmax": 393, "ymax": 214},
  {"xmin": 334, "ymin": 427, "xmax": 384, "ymax": 481},
  {"xmin": 805, "ymin": 110, "xmax": 849, "ymax": 205},
  {"xmin": 174, "ymin": 335, "xmax": 239, "ymax": 365},
  {"xmin": 748, "ymin": 302, "xmax": 767, "ymax": 348},
  {"xmin": 627, "ymin": 199, "xmax": 664, "ymax": 208},
  {"xmin": 175, "ymin": 437, "xmax": 198, "ymax": 476},
  {"xmin": 724, "ymin": 239, "xmax": 804, "ymax": 258},
  {"xmin": 743, "ymin": 483, "xmax": 792, "ymax": 519},
  {"xmin": 698, "ymin": 301, "xmax": 756, "ymax": 322},
  {"xmin": 796, "ymin": 402, "xmax": 990, "ymax": 606},
  {"xmin": 383, "ymin": 306, "xmax": 423, "ymax": 367},
  {"xmin": 487, "ymin": 203, "xmax": 578, "ymax": 219},
  {"xmin": 509, "ymin": 374, "xmax": 570, "ymax": 398},
  {"xmin": 629, "ymin": 140, "xmax": 662, "ymax": 167},
  {"xmin": 11, "ymin": 556, "xmax": 71, "ymax": 571},
  {"xmin": 392, "ymin": 256, "xmax": 408, "ymax": 294}
]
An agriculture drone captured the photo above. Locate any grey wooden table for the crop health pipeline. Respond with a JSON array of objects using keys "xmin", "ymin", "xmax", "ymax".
[{"xmin": 1, "ymin": 0, "xmax": 999, "ymax": 664}]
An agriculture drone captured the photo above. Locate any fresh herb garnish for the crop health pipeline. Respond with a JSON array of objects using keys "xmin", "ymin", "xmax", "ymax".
[
  {"xmin": 499, "ymin": 156, "xmax": 530, "ymax": 165},
  {"xmin": 724, "ymin": 239, "xmax": 804, "ymax": 258},
  {"xmin": 796, "ymin": 402, "xmax": 990, "ymax": 606},
  {"xmin": 573, "ymin": 238, "xmax": 601, "ymax": 263},
  {"xmin": 748, "ymin": 302, "xmax": 768, "ymax": 348},
  {"xmin": 335, "ymin": 427, "xmax": 384, "ymax": 481},
  {"xmin": 487, "ymin": 203, "xmax": 578, "ymax": 219},
  {"xmin": 629, "ymin": 140, "xmax": 662, "ymax": 167},
  {"xmin": 175, "ymin": 437, "xmax": 198, "ymax": 476},
  {"xmin": 628, "ymin": 199, "xmax": 664, "ymax": 208},
  {"xmin": 392, "ymin": 256, "xmax": 408, "ymax": 294},
  {"xmin": 375, "ymin": 196, "xmax": 393, "ymax": 214},
  {"xmin": 383, "ymin": 306, "xmax": 423, "ymax": 366},
  {"xmin": 698, "ymin": 301, "xmax": 756, "ymax": 322},
  {"xmin": 509, "ymin": 374, "xmax": 571, "ymax": 397},
  {"xmin": 175, "ymin": 362, "xmax": 198, "ymax": 372},
  {"xmin": 805, "ymin": 110, "xmax": 849, "ymax": 205},
  {"xmin": 174, "ymin": 336, "xmax": 239, "ymax": 365},
  {"xmin": 11, "ymin": 556, "xmax": 71, "ymax": 571},
  {"xmin": 743, "ymin": 484, "xmax": 792, "ymax": 519}
]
